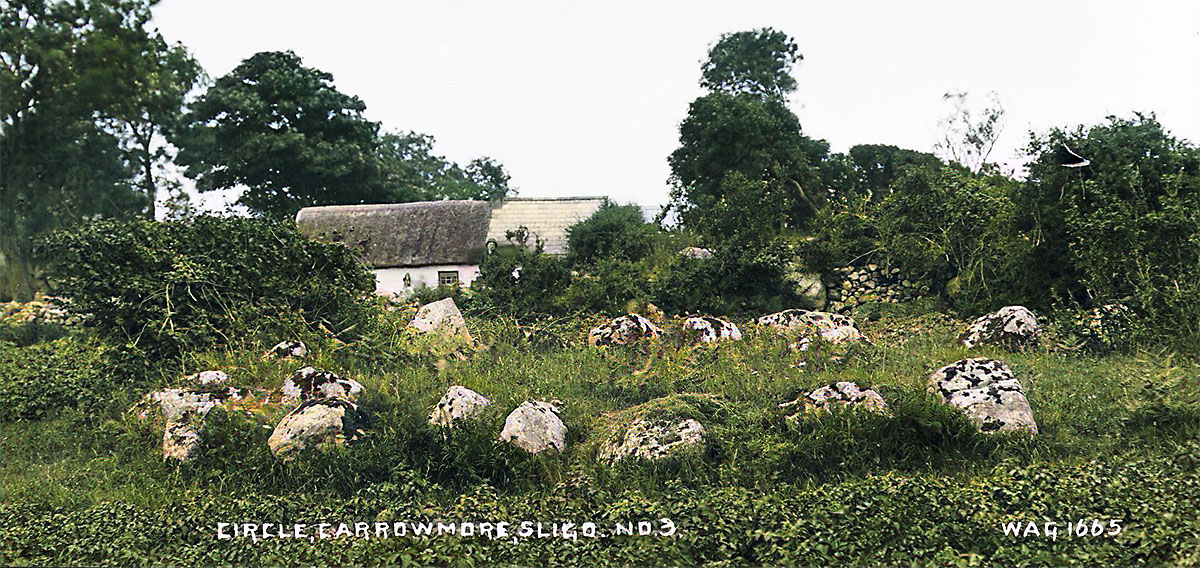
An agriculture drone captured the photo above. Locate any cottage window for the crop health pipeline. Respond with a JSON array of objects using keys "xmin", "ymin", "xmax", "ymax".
[{"xmin": 438, "ymin": 271, "xmax": 460, "ymax": 287}]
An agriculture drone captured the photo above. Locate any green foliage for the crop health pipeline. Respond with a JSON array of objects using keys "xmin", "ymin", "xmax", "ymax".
[
  {"xmin": 651, "ymin": 238, "xmax": 793, "ymax": 316},
  {"xmin": 178, "ymin": 52, "xmax": 515, "ymax": 220},
  {"xmin": 0, "ymin": 336, "xmax": 110, "ymax": 421},
  {"xmin": 1019, "ymin": 113, "xmax": 1200, "ymax": 345},
  {"xmin": 38, "ymin": 216, "xmax": 375, "ymax": 365},
  {"xmin": 875, "ymin": 167, "xmax": 1030, "ymax": 312},
  {"xmin": 562, "ymin": 258, "xmax": 649, "ymax": 316},
  {"xmin": 700, "ymin": 27, "xmax": 801, "ymax": 101},
  {"xmin": 566, "ymin": 201, "xmax": 657, "ymax": 267},
  {"xmin": 1, "ymin": 0, "xmax": 200, "ymax": 299},
  {"xmin": 473, "ymin": 232, "xmax": 573, "ymax": 319}
]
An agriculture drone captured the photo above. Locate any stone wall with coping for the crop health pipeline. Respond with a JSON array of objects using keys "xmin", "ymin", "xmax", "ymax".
[{"xmin": 823, "ymin": 264, "xmax": 932, "ymax": 313}]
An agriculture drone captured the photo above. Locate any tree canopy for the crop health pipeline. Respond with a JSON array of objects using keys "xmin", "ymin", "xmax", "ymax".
[
  {"xmin": 178, "ymin": 51, "xmax": 515, "ymax": 220},
  {"xmin": 1, "ymin": 0, "xmax": 200, "ymax": 299}
]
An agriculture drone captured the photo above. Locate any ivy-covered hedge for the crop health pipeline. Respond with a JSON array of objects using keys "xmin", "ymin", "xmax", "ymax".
[{"xmin": 38, "ymin": 216, "xmax": 376, "ymax": 366}]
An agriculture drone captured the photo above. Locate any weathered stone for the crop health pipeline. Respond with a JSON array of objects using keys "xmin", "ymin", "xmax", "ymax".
[
  {"xmin": 268, "ymin": 397, "xmax": 371, "ymax": 460},
  {"xmin": 429, "ymin": 386, "xmax": 491, "ymax": 427},
  {"xmin": 409, "ymin": 298, "xmax": 472, "ymax": 341},
  {"xmin": 183, "ymin": 370, "xmax": 228, "ymax": 385},
  {"xmin": 588, "ymin": 313, "xmax": 663, "ymax": 347},
  {"xmin": 263, "ymin": 340, "xmax": 307, "ymax": 360},
  {"xmin": 682, "ymin": 316, "xmax": 742, "ymax": 344},
  {"xmin": 868, "ymin": 264, "xmax": 879, "ymax": 272},
  {"xmin": 757, "ymin": 309, "xmax": 864, "ymax": 349},
  {"xmin": 784, "ymin": 270, "xmax": 827, "ymax": 310},
  {"xmin": 962, "ymin": 306, "xmax": 1039, "ymax": 350},
  {"xmin": 142, "ymin": 386, "xmax": 252, "ymax": 462},
  {"xmin": 499, "ymin": 401, "xmax": 566, "ymax": 453},
  {"xmin": 928, "ymin": 358, "xmax": 1037, "ymax": 434},
  {"xmin": 600, "ymin": 418, "xmax": 704, "ymax": 462},
  {"xmin": 780, "ymin": 381, "xmax": 887, "ymax": 419},
  {"xmin": 282, "ymin": 367, "xmax": 363, "ymax": 402}
]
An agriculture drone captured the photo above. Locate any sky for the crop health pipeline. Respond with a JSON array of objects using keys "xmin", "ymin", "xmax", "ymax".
[{"xmin": 151, "ymin": 0, "xmax": 1200, "ymax": 212}]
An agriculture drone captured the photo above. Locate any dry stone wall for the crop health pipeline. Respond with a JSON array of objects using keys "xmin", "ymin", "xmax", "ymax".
[{"xmin": 823, "ymin": 264, "xmax": 932, "ymax": 313}]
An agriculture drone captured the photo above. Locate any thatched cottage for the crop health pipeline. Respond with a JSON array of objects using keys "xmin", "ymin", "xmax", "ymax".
[{"xmin": 295, "ymin": 197, "xmax": 605, "ymax": 297}]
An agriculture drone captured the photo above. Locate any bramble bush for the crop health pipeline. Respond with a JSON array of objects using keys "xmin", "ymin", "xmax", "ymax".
[{"xmin": 38, "ymin": 216, "xmax": 376, "ymax": 368}]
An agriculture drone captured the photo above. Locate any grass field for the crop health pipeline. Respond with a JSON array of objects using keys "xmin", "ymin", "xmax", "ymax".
[{"xmin": 2, "ymin": 303, "xmax": 1197, "ymax": 566}]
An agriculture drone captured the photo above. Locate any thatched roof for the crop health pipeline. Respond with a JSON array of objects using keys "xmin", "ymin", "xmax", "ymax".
[{"xmin": 296, "ymin": 201, "xmax": 491, "ymax": 268}]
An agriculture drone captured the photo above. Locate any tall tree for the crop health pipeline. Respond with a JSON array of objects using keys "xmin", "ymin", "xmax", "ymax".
[
  {"xmin": 179, "ymin": 51, "xmax": 515, "ymax": 219},
  {"xmin": 667, "ymin": 28, "xmax": 828, "ymax": 241},
  {"xmin": 177, "ymin": 51, "xmax": 383, "ymax": 220},
  {"xmin": 1, "ymin": 0, "xmax": 197, "ymax": 299},
  {"xmin": 934, "ymin": 91, "xmax": 1005, "ymax": 173}
]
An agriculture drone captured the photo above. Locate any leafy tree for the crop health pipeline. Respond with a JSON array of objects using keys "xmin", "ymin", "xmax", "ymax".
[
  {"xmin": 565, "ymin": 200, "xmax": 656, "ymax": 267},
  {"xmin": 700, "ymin": 28, "xmax": 801, "ymax": 101},
  {"xmin": 375, "ymin": 132, "xmax": 514, "ymax": 202},
  {"xmin": 843, "ymin": 144, "xmax": 944, "ymax": 198},
  {"xmin": 668, "ymin": 29, "xmax": 830, "ymax": 241},
  {"xmin": 177, "ymin": 51, "xmax": 384, "ymax": 220},
  {"xmin": 180, "ymin": 52, "xmax": 515, "ymax": 219},
  {"xmin": 1, "ymin": 0, "xmax": 197, "ymax": 299}
]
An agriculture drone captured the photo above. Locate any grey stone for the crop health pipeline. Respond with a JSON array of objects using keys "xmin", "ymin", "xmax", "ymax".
[
  {"xmin": 928, "ymin": 358, "xmax": 1037, "ymax": 434},
  {"xmin": 409, "ymin": 298, "xmax": 472, "ymax": 341},
  {"xmin": 499, "ymin": 401, "xmax": 566, "ymax": 453},
  {"xmin": 429, "ymin": 386, "xmax": 491, "ymax": 427}
]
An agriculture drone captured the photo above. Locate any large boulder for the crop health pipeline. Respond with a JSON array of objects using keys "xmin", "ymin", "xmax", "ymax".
[
  {"xmin": 268, "ymin": 397, "xmax": 371, "ymax": 460},
  {"xmin": 588, "ymin": 313, "xmax": 663, "ymax": 347},
  {"xmin": 961, "ymin": 306, "xmax": 1038, "ymax": 350},
  {"xmin": 928, "ymin": 358, "xmax": 1037, "ymax": 434},
  {"xmin": 499, "ymin": 401, "xmax": 566, "ymax": 453},
  {"xmin": 282, "ymin": 367, "xmax": 363, "ymax": 402},
  {"xmin": 429, "ymin": 386, "xmax": 491, "ymax": 427},
  {"xmin": 600, "ymin": 418, "xmax": 704, "ymax": 463},
  {"xmin": 757, "ymin": 309, "xmax": 863, "ymax": 349},
  {"xmin": 263, "ymin": 340, "xmax": 307, "ymax": 360},
  {"xmin": 595, "ymin": 393, "xmax": 721, "ymax": 463},
  {"xmin": 682, "ymin": 316, "xmax": 742, "ymax": 344},
  {"xmin": 779, "ymin": 381, "xmax": 887, "ymax": 420},
  {"xmin": 409, "ymin": 298, "xmax": 471, "ymax": 341}
]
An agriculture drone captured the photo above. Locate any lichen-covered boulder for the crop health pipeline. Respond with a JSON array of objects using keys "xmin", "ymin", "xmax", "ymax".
[
  {"xmin": 268, "ymin": 398, "xmax": 371, "ymax": 460},
  {"xmin": 588, "ymin": 313, "xmax": 663, "ymax": 347},
  {"xmin": 498, "ymin": 401, "xmax": 566, "ymax": 453},
  {"xmin": 429, "ymin": 386, "xmax": 491, "ymax": 427},
  {"xmin": 282, "ymin": 367, "xmax": 363, "ymax": 402},
  {"xmin": 141, "ymin": 386, "xmax": 253, "ymax": 462},
  {"xmin": 409, "ymin": 298, "xmax": 472, "ymax": 341},
  {"xmin": 600, "ymin": 418, "xmax": 704, "ymax": 463},
  {"xmin": 961, "ymin": 306, "xmax": 1038, "ymax": 350},
  {"xmin": 595, "ymin": 393, "xmax": 722, "ymax": 463},
  {"xmin": 682, "ymin": 316, "xmax": 742, "ymax": 344},
  {"xmin": 928, "ymin": 358, "xmax": 1037, "ymax": 434},
  {"xmin": 679, "ymin": 247, "xmax": 713, "ymax": 259},
  {"xmin": 779, "ymin": 381, "xmax": 887, "ymax": 420},
  {"xmin": 183, "ymin": 370, "xmax": 228, "ymax": 385},
  {"xmin": 263, "ymin": 340, "xmax": 307, "ymax": 360},
  {"xmin": 757, "ymin": 309, "xmax": 863, "ymax": 349}
]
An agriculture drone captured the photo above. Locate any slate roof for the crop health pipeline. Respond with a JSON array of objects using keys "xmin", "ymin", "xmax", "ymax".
[{"xmin": 486, "ymin": 197, "xmax": 606, "ymax": 255}]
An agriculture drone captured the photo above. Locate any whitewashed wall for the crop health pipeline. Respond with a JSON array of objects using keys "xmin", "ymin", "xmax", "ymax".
[{"xmin": 373, "ymin": 265, "xmax": 480, "ymax": 298}]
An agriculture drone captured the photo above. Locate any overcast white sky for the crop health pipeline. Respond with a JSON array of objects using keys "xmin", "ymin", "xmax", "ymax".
[{"xmin": 152, "ymin": 0, "xmax": 1200, "ymax": 210}]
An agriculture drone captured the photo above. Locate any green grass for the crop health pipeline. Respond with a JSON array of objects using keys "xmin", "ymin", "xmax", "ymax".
[{"xmin": 2, "ymin": 308, "xmax": 1197, "ymax": 566}]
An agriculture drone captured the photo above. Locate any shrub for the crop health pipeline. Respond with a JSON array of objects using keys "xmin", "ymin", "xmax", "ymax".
[
  {"xmin": 38, "ymin": 216, "xmax": 376, "ymax": 366},
  {"xmin": 562, "ymin": 258, "xmax": 650, "ymax": 316},
  {"xmin": 565, "ymin": 201, "xmax": 657, "ymax": 267},
  {"xmin": 472, "ymin": 232, "xmax": 572, "ymax": 320},
  {"xmin": 1019, "ymin": 113, "xmax": 1200, "ymax": 347}
]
